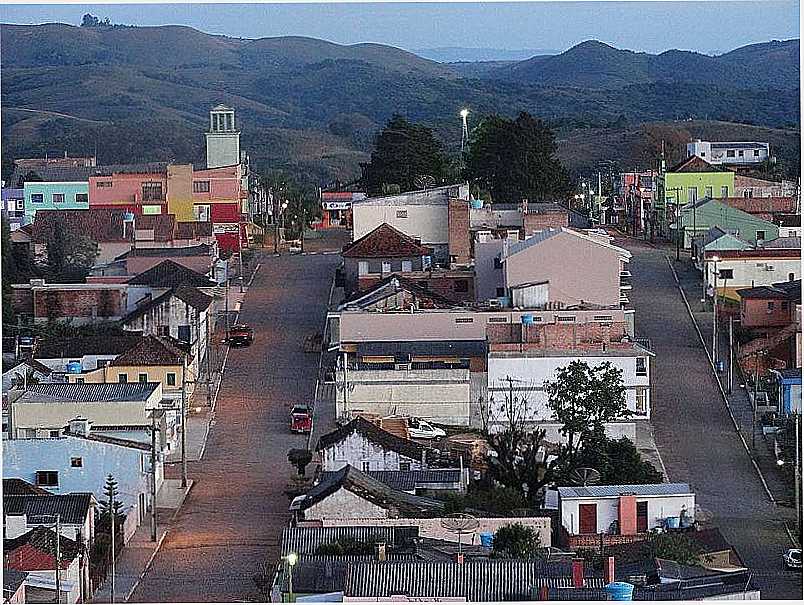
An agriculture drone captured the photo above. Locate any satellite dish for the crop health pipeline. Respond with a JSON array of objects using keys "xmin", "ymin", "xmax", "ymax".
[
  {"xmin": 414, "ymin": 175, "xmax": 436, "ymax": 190},
  {"xmin": 568, "ymin": 467, "xmax": 601, "ymax": 487},
  {"xmin": 440, "ymin": 513, "xmax": 480, "ymax": 554}
]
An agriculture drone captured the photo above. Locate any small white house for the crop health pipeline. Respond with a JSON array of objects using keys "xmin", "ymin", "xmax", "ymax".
[
  {"xmin": 2, "ymin": 359, "xmax": 58, "ymax": 394},
  {"xmin": 557, "ymin": 483, "xmax": 695, "ymax": 538}
]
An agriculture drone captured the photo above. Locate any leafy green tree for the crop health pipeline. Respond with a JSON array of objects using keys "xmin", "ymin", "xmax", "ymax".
[
  {"xmin": 360, "ymin": 114, "xmax": 448, "ymax": 195},
  {"xmin": 442, "ymin": 484, "xmax": 528, "ymax": 516},
  {"xmin": 81, "ymin": 14, "xmax": 100, "ymax": 27},
  {"xmin": 644, "ymin": 531, "xmax": 703, "ymax": 566},
  {"xmin": 544, "ymin": 361, "xmax": 630, "ymax": 465},
  {"xmin": 99, "ymin": 474, "xmax": 123, "ymax": 519},
  {"xmin": 316, "ymin": 537, "xmax": 378, "ymax": 556},
  {"xmin": 41, "ymin": 219, "xmax": 98, "ymax": 282},
  {"xmin": 2, "ymin": 218, "xmax": 15, "ymax": 325},
  {"xmin": 287, "ymin": 449, "xmax": 313, "ymax": 477},
  {"xmin": 491, "ymin": 523, "xmax": 542, "ymax": 559},
  {"xmin": 465, "ymin": 112, "xmax": 571, "ymax": 203},
  {"xmin": 554, "ymin": 434, "xmax": 663, "ymax": 486}
]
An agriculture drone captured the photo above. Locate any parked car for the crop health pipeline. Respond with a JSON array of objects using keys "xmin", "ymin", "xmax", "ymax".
[
  {"xmin": 228, "ymin": 324, "xmax": 254, "ymax": 347},
  {"xmin": 783, "ymin": 548, "xmax": 802, "ymax": 570},
  {"xmin": 290, "ymin": 405, "xmax": 312, "ymax": 434},
  {"xmin": 408, "ymin": 418, "xmax": 446, "ymax": 440}
]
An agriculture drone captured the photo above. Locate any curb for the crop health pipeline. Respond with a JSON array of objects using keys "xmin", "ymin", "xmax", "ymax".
[
  {"xmin": 307, "ymin": 275, "xmax": 336, "ymax": 452},
  {"xmin": 665, "ymin": 255, "xmax": 776, "ymax": 504},
  {"xmin": 123, "ymin": 529, "xmax": 168, "ymax": 602}
]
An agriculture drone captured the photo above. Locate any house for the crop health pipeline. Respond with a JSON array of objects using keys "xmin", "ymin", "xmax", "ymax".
[
  {"xmin": 111, "ymin": 243, "xmax": 217, "ymax": 277},
  {"xmin": 316, "ymin": 417, "xmax": 430, "ymax": 472},
  {"xmin": 686, "ymin": 140, "xmax": 770, "ymax": 167},
  {"xmin": 32, "ymin": 328, "xmax": 145, "ymax": 375},
  {"xmin": 3, "ymin": 420, "xmax": 163, "ymax": 541},
  {"xmin": 321, "ymin": 191, "xmax": 366, "ymax": 228},
  {"xmin": 2, "ymin": 188, "xmax": 26, "ymax": 229},
  {"xmin": 557, "ymin": 484, "xmax": 695, "ymax": 549},
  {"xmin": 703, "ymin": 247, "xmax": 800, "ymax": 294},
  {"xmin": 2, "ymin": 358, "xmax": 57, "ymax": 393},
  {"xmin": 734, "ymin": 174, "xmax": 797, "ymax": 198},
  {"xmin": 4, "ymin": 492, "xmax": 96, "ymax": 600},
  {"xmin": 126, "ymin": 258, "xmax": 216, "ymax": 290},
  {"xmin": 486, "ymin": 317, "xmax": 653, "ymax": 438},
  {"xmin": 679, "ymin": 197, "xmax": 779, "ymax": 249},
  {"xmin": 9, "ymin": 382, "xmax": 163, "ymax": 441},
  {"xmin": 24, "ymin": 181, "xmax": 89, "ymax": 221},
  {"xmin": 351, "ymin": 184, "xmax": 470, "ymax": 266},
  {"xmin": 291, "ymin": 465, "xmax": 446, "ymax": 522},
  {"xmin": 2, "ymin": 569, "xmax": 27, "ymax": 604},
  {"xmin": 11, "ymin": 279, "xmax": 129, "ymax": 325},
  {"xmin": 3, "ymin": 527, "xmax": 82, "ymax": 603},
  {"xmin": 475, "ymin": 228, "xmax": 632, "ymax": 308},
  {"xmin": 613, "ymin": 171, "xmax": 657, "ymax": 231},
  {"xmin": 737, "ymin": 280, "xmax": 801, "ymax": 332},
  {"xmin": 721, "ymin": 196, "xmax": 797, "ymax": 222},
  {"xmin": 770, "ymin": 368, "xmax": 801, "ymax": 415},
  {"xmin": 319, "ymin": 469, "xmax": 467, "ymax": 496}
]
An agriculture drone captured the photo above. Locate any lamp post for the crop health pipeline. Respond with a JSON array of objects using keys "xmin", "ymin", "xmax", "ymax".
[
  {"xmin": 284, "ymin": 552, "xmax": 298, "ymax": 602},
  {"xmin": 711, "ymin": 255, "xmax": 720, "ymax": 365},
  {"xmin": 460, "ymin": 108, "xmax": 470, "ymax": 155}
]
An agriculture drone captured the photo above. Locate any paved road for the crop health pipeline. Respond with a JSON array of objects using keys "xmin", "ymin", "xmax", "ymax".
[
  {"xmin": 621, "ymin": 237, "xmax": 801, "ymax": 600},
  {"xmin": 130, "ymin": 234, "xmax": 344, "ymax": 602}
]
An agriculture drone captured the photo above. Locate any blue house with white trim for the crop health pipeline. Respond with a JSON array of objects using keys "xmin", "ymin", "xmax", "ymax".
[
  {"xmin": 23, "ymin": 182, "xmax": 89, "ymax": 221},
  {"xmin": 773, "ymin": 368, "xmax": 801, "ymax": 415}
]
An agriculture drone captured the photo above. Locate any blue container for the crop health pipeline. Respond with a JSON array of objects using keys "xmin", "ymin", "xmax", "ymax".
[
  {"xmin": 470, "ymin": 199, "xmax": 483, "ymax": 209},
  {"xmin": 521, "ymin": 314, "xmax": 535, "ymax": 326},
  {"xmin": 665, "ymin": 516, "xmax": 680, "ymax": 529},
  {"xmin": 123, "ymin": 212, "xmax": 135, "ymax": 222},
  {"xmin": 605, "ymin": 582, "xmax": 634, "ymax": 601},
  {"xmin": 66, "ymin": 361, "xmax": 82, "ymax": 374},
  {"xmin": 479, "ymin": 532, "xmax": 494, "ymax": 548},
  {"xmin": 716, "ymin": 360, "xmax": 725, "ymax": 372}
]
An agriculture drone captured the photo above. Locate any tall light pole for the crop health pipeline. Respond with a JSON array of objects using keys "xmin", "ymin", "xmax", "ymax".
[
  {"xmin": 284, "ymin": 552, "xmax": 298, "ymax": 602},
  {"xmin": 711, "ymin": 255, "xmax": 720, "ymax": 364},
  {"xmin": 460, "ymin": 108, "xmax": 470, "ymax": 155}
]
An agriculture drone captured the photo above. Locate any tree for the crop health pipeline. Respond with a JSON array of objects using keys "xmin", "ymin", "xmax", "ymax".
[
  {"xmin": 491, "ymin": 523, "xmax": 542, "ymax": 559},
  {"xmin": 316, "ymin": 537, "xmax": 378, "ymax": 556},
  {"xmin": 99, "ymin": 474, "xmax": 123, "ymax": 520},
  {"xmin": 465, "ymin": 112, "xmax": 571, "ymax": 203},
  {"xmin": 81, "ymin": 14, "xmax": 100, "ymax": 27},
  {"xmin": 644, "ymin": 531, "xmax": 703, "ymax": 566},
  {"xmin": 41, "ymin": 218, "xmax": 98, "ymax": 282},
  {"xmin": 287, "ymin": 449, "xmax": 313, "ymax": 477},
  {"xmin": 553, "ymin": 434, "xmax": 663, "ymax": 486},
  {"xmin": 543, "ymin": 361, "xmax": 630, "ymax": 466},
  {"xmin": 2, "ymin": 218, "xmax": 15, "ymax": 325},
  {"xmin": 360, "ymin": 114, "xmax": 448, "ymax": 195}
]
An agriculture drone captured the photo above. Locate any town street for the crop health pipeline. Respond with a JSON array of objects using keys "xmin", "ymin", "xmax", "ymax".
[
  {"xmin": 129, "ymin": 233, "xmax": 345, "ymax": 602},
  {"xmin": 620, "ymin": 237, "xmax": 801, "ymax": 600}
]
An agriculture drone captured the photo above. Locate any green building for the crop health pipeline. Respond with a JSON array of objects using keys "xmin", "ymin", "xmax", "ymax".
[{"xmin": 680, "ymin": 197, "xmax": 779, "ymax": 248}]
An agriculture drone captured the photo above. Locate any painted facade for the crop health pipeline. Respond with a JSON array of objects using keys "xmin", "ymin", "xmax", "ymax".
[
  {"xmin": 23, "ymin": 182, "xmax": 89, "ymax": 220},
  {"xmin": 319, "ymin": 430, "xmax": 425, "ymax": 473},
  {"xmin": 681, "ymin": 198, "xmax": 779, "ymax": 247}
]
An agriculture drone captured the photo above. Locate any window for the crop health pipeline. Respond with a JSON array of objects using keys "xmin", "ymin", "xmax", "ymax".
[
  {"xmin": 687, "ymin": 187, "xmax": 698, "ymax": 204},
  {"xmin": 401, "ymin": 260, "xmax": 413, "ymax": 273},
  {"xmin": 30, "ymin": 193, "xmax": 44, "ymax": 204},
  {"xmin": 49, "ymin": 430, "xmax": 60, "ymax": 438},
  {"xmin": 790, "ymin": 273, "xmax": 796, "ymax": 282},
  {"xmin": 177, "ymin": 325, "xmax": 191, "ymax": 343},
  {"xmin": 75, "ymin": 378, "xmax": 85, "ymax": 384},
  {"xmin": 399, "ymin": 462, "xmax": 411, "ymax": 472},
  {"xmin": 70, "ymin": 457, "xmax": 83, "ymax": 468},
  {"xmin": 488, "ymin": 317, "xmax": 507, "ymax": 323},
  {"xmin": 142, "ymin": 182, "xmax": 163, "ymax": 201},
  {"xmin": 557, "ymin": 316, "xmax": 576, "ymax": 323},
  {"xmin": 720, "ymin": 186, "xmax": 729, "ymax": 197},
  {"xmin": 362, "ymin": 461, "xmax": 371, "ymax": 472},
  {"xmin": 593, "ymin": 315, "xmax": 614, "ymax": 321},
  {"xmin": 454, "ymin": 280, "xmax": 469, "ymax": 293},
  {"xmin": 381, "ymin": 262, "xmax": 391, "ymax": 274},
  {"xmin": 193, "ymin": 180, "xmax": 210, "ymax": 193},
  {"xmin": 455, "ymin": 317, "xmax": 474, "ymax": 324},
  {"xmin": 167, "ymin": 373, "xmax": 177, "ymax": 387},
  {"xmin": 701, "ymin": 151, "xmax": 706, "ymax": 157},
  {"xmin": 358, "ymin": 261, "xmax": 369, "ymax": 276},
  {"xmin": 738, "ymin": 150, "xmax": 744, "ymax": 157},
  {"xmin": 705, "ymin": 187, "xmax": 713, "ymax": 198},
  {"xmin": 718, "ymin": 269, "xmax": 734, "ymax": 279},
  {"xmin": 768, "ymin": 302, "xmax": 775, "ymax": 312},
  {"xmin": 193, "ymin": 205, "xmax": 211, "ymax": 222},
  {"xmin": 753, "ymin": 149, "xmax": 760, "ymax": 157},
  {"xmin": 756, "ymin": 230, "xmax": 766, "ymax": 241},
  {"xmin": 96, "ymin": 181, "xmax": 113, "ymax": 188},
  {"xmin": 636, "ymin": 388, "xmax": 648, "ymax": 415},
  {"xmin": 396, "ymin": 209, "xmax": 408, "ymax": 219},
  {"xmin": 138, "ymin": 373, "xmax": 148, "ymax": 383},
  {"xmin": 75, "ymin": 193, "xmax": 88, "ymax": 204},
  {"xmin": 495, "ymin": 287, "xmax": 505, "ymax": 297},
  {"xmin": 743, "ymin": 190, "xmax": 753, "ymax": 198},
  {"xmin": 15, "ymin": 199, "xmax": 24, "ymax": 211},
  {"xmin": 636, "ymin": 357, "xmax": 647, "ymax": 376},
  {"xmin": 727, "ymin": 150, "xmax": 736, "ymax": 158},
  {"xmin": 35, "ymin": 471, "xmax": 59, "ymax": 487},
  {"xmin": 493, "ymin": 257, "xmax": 502, "ymax": 269},
  {"xmin": 52, "ymin": 193, "xmax": 65, "ymax": 204},
  {"xmin": 118, "ymin": 373, "xmax": 128, "ymax": 383}
]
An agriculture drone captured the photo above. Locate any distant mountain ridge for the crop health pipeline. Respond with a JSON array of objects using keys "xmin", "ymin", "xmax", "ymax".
[{"xmin": 414, "ymin": 47, "xmax": 560, "ymax": 62}]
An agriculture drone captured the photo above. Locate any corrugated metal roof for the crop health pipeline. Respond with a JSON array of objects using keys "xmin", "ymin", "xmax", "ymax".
[
  {"xmin": 319, "ymin": 469, "xmax": 462, "ymax": 492},
  {"xmin": 3, "ymin": 494, "xmax": 93, "ymax": 526},
  {"xmin": 16, "ymin": 382, "xmax": 159, "ymax": 403},
  {"xmin": 281, "ymin": 526, "xmax": 419, "ymax": 556},
  {"xmin": 357, "ymin": 340, "xmax": 486, "ymax": 358},
  {"xmin": 557, "ymin": 483, "xmax": 692, "ymax": 499}
]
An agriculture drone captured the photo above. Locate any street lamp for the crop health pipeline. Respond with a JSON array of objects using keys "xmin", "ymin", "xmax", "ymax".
[
  {"xmin": 711, "ymin": 255, "xmax": 720, "ymax": 364},
  {"xmin": 284, "ymin": 552, "xmax": 298, "ymax": 602},
  {"xmin": 460, "ymin": 108, "xmax": 470, "ymax": 155}
]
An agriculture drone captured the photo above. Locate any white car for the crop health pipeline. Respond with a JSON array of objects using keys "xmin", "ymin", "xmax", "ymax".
[
  {"xmin": 783, "ymin": 548, "xmax": 802, "ymax": 570},
  {"xmin": 408, "ymin": 419, "xmax": 446, "ymax": 440}
]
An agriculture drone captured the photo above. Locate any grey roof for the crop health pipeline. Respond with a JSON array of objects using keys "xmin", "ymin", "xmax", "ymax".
[
  {"xmin": 356, "ymin": 340, "xmax": 486, "ymax": 359},
  {"xmin": 505, "ymin": 228, "xmax": 562, "ymax": 257},
  {"xmin": 341, "ymin": 275, "xmax": 456, "ymax": 310},
  {"xmin": 61, "ymin": 430, "xmax": 152, "ymax": 451},
  {"xmin": 3, "ymin": 493, "xmax": 93, "ymax": 525},
  {"xmin": 2, "ymin": 479, "xmax": 52, "ymax": 495},
  {"xmin": 316, "ymin": 417, "xmax": 428, "ymax": 461},
  {"xmin": 343, "ymin": 560, "xmax": 604, "ymax": 601},
  {"xmin": 558, "ymin": 483, "xmax": 692, "ymax": 499},
  {"xmin": 34, "ymin": 329, "xmax": 145, "ymax": 359},
  {"xmin": 280, "ymin": 525, "xmax": 419, "ymax": 556},
  {"xmin": 710, "ymin": 142, "xmax": 768, "ymax": 149},
  {"xmin": 127, "ymin": 260, "xmax": 215, "ymax": 288},
  {"xmin": 3, "ymin": 569, "xmax": 27, "ymax": 597},
  {"xmin": 15, "ymin": 382, "xmax": 160, "ymax": 404},
  {"xmin": 763, "ymin": 236, "xmax": 800, "ymax": 249},
  {"xmin": 115, "ymin": 244, "xmax": 212, "ymax": 260},
  {"xmin": 319, "ymin": 469, "xmax": 463, "ymax": 492},
  {"xmin": 353, "ymin": 185, "xmax": 466, "ymax": 207}
]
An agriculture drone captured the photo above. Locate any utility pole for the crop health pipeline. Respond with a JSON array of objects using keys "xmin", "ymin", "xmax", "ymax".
[
  {"xmin": 150, "ymin": 412, "xmax": 158, "ymax": 542},
  {"xmin": 795, "ymin": 413, "xmax": 801, "ymax": 533},
  {"xmin": 224, "ymin": 270, "xmax": 231, "ymax": 342},
  {"xmin": 712, "ymin": 257, "xmax": 719, "ymax": 364},
  {"xmin": 55, "ymin": 514, "xmax": 61, "ymax": 604},
  {"xmin": 753, "ymin": 351, "xmax": 763, "ymax": 450},
  {"xmin": 110, "ymin": 490, "xmax": 116, "ymax": 604},
  {"xmin": 206, "ymin": 310, "xmax": 213, "ymax": 408},
  {"xmin": 728, "ymin": 316, "xmax": 734, "ymax": 394},
  {"xmin": 181, "ymin": 355, "xmax": 188, "ymax": 488}
]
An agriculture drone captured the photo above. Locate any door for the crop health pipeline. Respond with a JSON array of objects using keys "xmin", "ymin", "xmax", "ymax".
[
  {"xmin": 578, "ymin": 503, "xmax": 597, "ymax": 534},
  {"xmin": 636, "ymin": 501, "xmax": 649, "ymax": 533}
]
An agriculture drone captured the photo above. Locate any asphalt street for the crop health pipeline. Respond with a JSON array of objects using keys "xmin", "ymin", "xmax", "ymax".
[
  {"xmin": 129, "ymin": 234, "xmax": 344, "ymax": 602},
  {"xmin": 620, "ymin": 236, "xmax": 802, "ymax": 600}
]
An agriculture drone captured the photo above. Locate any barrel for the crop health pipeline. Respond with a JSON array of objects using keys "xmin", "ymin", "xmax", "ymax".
[
  {"xmin": 66, "ymin": 361, "xmax": 82, "ymax": 374},
  {"xmin": 479, "ymin": 532, "xmax": 494, "ymax": 548},
  {"xmin": 605, "ymin": 582, "xmax": 634, "ymax": 601},
  {"xmin": 521, "ymin": 314, "xmax": 535, "ymax": 326},
  {"xmin": 665, "ymin": 516, "xmax": 680, "ymax": 529}
]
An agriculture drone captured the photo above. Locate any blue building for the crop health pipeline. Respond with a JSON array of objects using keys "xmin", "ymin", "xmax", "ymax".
[
  {"xmin": 23, "ymin": 181, "xmax": 89, "ymax": 221},
  {"xmin": 774, "ymin": 368, "xmax": 802, "ymax": 415}
]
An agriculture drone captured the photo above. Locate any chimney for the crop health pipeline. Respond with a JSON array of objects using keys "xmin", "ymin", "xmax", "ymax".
[
  {"xmin": 377, "ymin": 542, "xmax": 387, "ymax": 561},
  {"xmin": 571, "ymin": 559, "xmax": 584, "ymax": 589},
  {"xmin": 68, "ymin": 417, "xmax": 92, "ymax": 437},
  {"xmin": 604, "ymin": 556, "xmax": 615, "ymax": 585},
  {"xmin": 5, "ymin": 514, "xmax": 28, "ymax": 539}
]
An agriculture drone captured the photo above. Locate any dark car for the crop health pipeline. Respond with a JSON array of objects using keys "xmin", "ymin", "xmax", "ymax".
[{"xmin": 228, "ymin": 324, "xmax": 254, "ymax": 347}]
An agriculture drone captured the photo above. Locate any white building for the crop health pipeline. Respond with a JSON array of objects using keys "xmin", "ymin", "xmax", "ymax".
[
  {"xmin": 687, "ymin": 140, "xmax": 770, "ymax": 166},
  {"xmin": 704, "ymin": 247, "xmax": 801, "ymax": 291},
  {"xmin": 557, "ymin": 483, "xmax": 695, "ymax": 537},
  {"xmin": 205, "ymin": 105, "xmax": 240, "ymax": 169}
]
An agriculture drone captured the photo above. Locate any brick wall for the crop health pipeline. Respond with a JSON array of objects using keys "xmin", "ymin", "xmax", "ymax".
[
  {"xmin": 33, "ymin": 289, "xmax": 125, "ymax": 321},
  {"xmin": 565, "ymin": 531, "xmax": 647, "ymax": 550},
  {"xmin": 523, "ymin": 210, "xmax": 569, "ymax": 233},
  {"xmin": 357, "ymin": 272, "xmax": 475, "ymax": 304},
  {"xmin": 448, "ymin": 199, "xmax": 470, "ymax": 265},
  {"xmin": 487, "ymin": 320, "xmax": 629, "ymax": 349}
]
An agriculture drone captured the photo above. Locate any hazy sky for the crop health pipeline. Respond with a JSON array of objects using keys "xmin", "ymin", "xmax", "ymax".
[{"xmin": 0, "ymin": 1, "xmax": 799, "ymax": 55}]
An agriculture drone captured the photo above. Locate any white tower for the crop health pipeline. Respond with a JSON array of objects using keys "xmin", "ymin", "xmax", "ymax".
[
  {"xmin": 460, "ymin": 108, "xmax": 470, "ymax": 154},
  {"xmin": 206, "ymin": 105, "xmax": 241, "ymax": 168}
]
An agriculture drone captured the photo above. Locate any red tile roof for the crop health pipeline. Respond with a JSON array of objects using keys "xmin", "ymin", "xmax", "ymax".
[
  {"xmin": 32, "ymin": 209, "xmax": 132, "ymax": 243},
  {"xmin": 721, "ymin": 197, "xmax": 797, "ymax": 216},
  {"xmin": 343, "ymin": 223, "xmax": 431, "ymax": 259},
  {"xmin": 668, "ymin": 156, "xmax": 729, "ymax": 173},
  {"xmin": 111, "ymin": 335, "xmax": 191, "ymax": 367}
]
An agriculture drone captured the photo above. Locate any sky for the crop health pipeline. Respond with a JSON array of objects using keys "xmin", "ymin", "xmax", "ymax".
[{"xmin": 0, "ymin": 1, "xmax": 799, "ymax": 55}]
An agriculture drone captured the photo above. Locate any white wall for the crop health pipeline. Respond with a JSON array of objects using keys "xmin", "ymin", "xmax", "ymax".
[
  {"xmin": 321, "ymin": 431, "xmax": 424, "ymax": 472},
  {"xmin": 304, "ymin": 487, "xmax": 389, "ymax": 521},
  {"xmin": 560, "ymin": 494, "xmax": 695, "ymax": 535},
  {"xmin": 353, "ymin": 204, "xmax": 448, "ymax": 247},
  {"xmin": 707, "ymin": 257, "xmax": 800, "ymax": 289}
]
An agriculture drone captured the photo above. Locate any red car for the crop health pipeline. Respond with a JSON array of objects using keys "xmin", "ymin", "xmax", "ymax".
[
  {"xmin": 290, "ymin": 405, "xmax": 312, "ymax": 434},
  {"xmin": 228, "ymin": 324, "xmax": 254, "ymax": 347}
]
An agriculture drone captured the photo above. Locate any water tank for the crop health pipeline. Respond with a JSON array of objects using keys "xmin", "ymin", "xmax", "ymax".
[
  {"xmin": 123, "ymin": 212, "xmax": 135, "ymax": 222},
  {"xmin": 521, "ymin": 314, "xmax": 535, "ymax": 326},
  {"xmin": 605, "ymin": 582, "xmax": 634, "ymax": 601},
  {"xmin": 479, "ymin": 532, "xmax": 494, "ymax": 548},
  {"xmin": 665, "ymin": 516, "xmax": 680, "ymax": 529},
  {"xmin": 66, "ymin": 361, "xmax": 82, "ymax": 374},
  {"xmin": 470, "ymin": 199, "xmax": 483, "ymax": 210}
]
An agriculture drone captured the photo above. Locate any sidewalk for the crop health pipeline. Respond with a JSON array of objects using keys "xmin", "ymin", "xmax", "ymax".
[{"xmin": 668, "ymin": 254, "xmax": 793, "ymax": 505}]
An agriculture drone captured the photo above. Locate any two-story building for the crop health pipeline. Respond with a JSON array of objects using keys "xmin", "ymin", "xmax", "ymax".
[
  {"xmin": 24, "ymin": 181, "xmax": 89, "ymax": 222},
  {"xmin": 687, "ymin": 140, "xmax": 770, "ymax": 167},
  {"xmin": 681, "ymin": 197, "xmax": 780, "ymax": 249}
]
